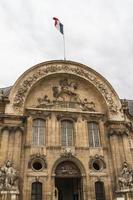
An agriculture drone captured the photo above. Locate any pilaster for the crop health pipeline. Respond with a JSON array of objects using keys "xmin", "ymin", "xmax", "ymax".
[{"xmin": 0, "ymin": 126, "xmax": 10, "ymax": 164}]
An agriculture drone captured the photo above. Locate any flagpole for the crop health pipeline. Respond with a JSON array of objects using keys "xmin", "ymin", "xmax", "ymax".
[
  {"xmin": 63, "ymin": 32, "xmax": 66, "ymax": 60},
  {"xmin": 53, "ymin": 17, "xmax": 66, "ymax": 60}
]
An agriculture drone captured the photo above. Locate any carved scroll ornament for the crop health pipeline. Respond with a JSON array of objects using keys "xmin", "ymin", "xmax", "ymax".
[
  {"xmin": 13, "ymin": 63, "xmax": 118, "ymax": 113},
  {"xmin": 60, "ymin": 147, "xmax": 75, "ymax": 158}
]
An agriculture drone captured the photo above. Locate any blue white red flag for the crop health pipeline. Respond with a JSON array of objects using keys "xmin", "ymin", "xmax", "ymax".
[{"xmin": 53, "ymin": 17, "xmax": 64, "ymax": 34}]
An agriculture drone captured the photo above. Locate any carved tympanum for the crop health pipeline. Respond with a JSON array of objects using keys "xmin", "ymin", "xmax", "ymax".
[
  {"xmin": 13, "ymin": 62, "xmax": 118, "ymax": 113},
  {"xmin": 36, "ymin": 78, "xmax": 95, "ymax": 111},
  {"xmin": 0, "ymin": 160, "xmax": 19, "ymax": 191},
  {"xmin": 55, "ymin": 161, "xmax": 81, "ymax": 177}
]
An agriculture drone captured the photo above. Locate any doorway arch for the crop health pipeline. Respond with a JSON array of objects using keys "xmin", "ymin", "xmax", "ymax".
[{"xmin": 54, "ymin": 160, "xmax": 84, "ymax": 200}]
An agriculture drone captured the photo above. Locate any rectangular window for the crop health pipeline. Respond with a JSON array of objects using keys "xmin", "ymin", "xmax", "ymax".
[
  {"xmin": 88, "ymin": 122, "xmax": 101, "ymax": 147},
  {"xmin": 95, "ymin": 181, "xmax": 105, "ymax": 200},
  {"xmin": 31, "ymin": 182, "xmax": 42, "ymax": 200},
  {"xmin": 33, "ymin": 119, "xmax": 45, "ymax": 146},
  {"xmin": 61, "ymin": 120, "xmax": 74, "ymax": 146}
]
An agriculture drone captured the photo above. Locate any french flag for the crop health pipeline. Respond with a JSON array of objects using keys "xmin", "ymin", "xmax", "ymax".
[{"xmin": 53, "ymin": 17, "xmax": 64, "ymax": 34}]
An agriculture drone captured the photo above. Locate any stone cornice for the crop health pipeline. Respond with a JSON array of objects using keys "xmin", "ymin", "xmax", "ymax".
[
  {"xmin": 26, "ymin": 107, "xmax": 104, "ymax": 115},
  {"xmin": 81, "ymin": 113, "xmax": 105, "ymax": 121},
  {"xmin": 25, "ymin": 109, "xmax": 51, "ymax": 119},
  {"xmin": 56, "ymin": 113, "xmax": 78, "ymax": 122},
  {"xmin": 1, "ymin": 125, "xmax": 24, "ymax": 133},
  {"xmin": 0, "ymin": 114, "xmax": 26, "ymax": 121},
  {"xmin": 26, "ymin": 108, "xmax": 105, "ymax": 122}
]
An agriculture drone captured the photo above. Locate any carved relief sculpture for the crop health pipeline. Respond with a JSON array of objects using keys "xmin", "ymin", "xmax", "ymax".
[
  {"xmin": 36, "ymin": 78, "xmax": 96, "ymax": 112},
  {"xmin": 52, "ymin": 78, "xmax": 79, "ymax": 102},
  {"xmin": 81, "ymin": 98, "xmax": 95, "ymax": 111}
]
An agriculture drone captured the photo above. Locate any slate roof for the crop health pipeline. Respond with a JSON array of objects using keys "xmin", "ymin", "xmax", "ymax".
[
  {"xmin": 0, "ymin": 86, "xmax": 12, "ymax": 97},
  {"xmin": 127, "ymin": 100, "xmax": 133, "ymax": 117}
]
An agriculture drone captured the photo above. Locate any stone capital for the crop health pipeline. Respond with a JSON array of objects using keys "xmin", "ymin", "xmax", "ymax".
[
  {"xmin": 1, "ymin": 126, "xmax": 24, "ymax": 134},
  {"xmin": 107, "ymin": 121, "xmax": 129, "ymax": 136}
]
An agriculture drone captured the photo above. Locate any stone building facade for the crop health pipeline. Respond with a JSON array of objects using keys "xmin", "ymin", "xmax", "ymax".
[{"xmin": 0, "ymin": 60, "xmax": 133, "ymax": 200}]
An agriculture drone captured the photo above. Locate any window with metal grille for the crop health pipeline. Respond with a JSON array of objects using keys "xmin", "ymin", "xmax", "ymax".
[
  {"xmin": 31, "ymin": 182, "xmax": 42, "ymax": 200},
  {"xmin": 61, "ymin": 120, "xmax": 74, "ymax": 146},
  {"xmin": 88, "ymin": 122, "xmax": 101, "ymax": 147},
  {"xmin": 95, "ymin": 181, "xmax": 105, "ymax": 200},
  {"xmin": 32, "ymin": 119, "xmax": 45, "ymax": 146}
]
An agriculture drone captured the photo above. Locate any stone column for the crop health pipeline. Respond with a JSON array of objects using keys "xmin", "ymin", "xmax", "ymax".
[
  {"xmin": 108, "ymin": 122, "xmax": 129, "ymax": 175},
  {"xmin": 0, "ymin": 127, "xmax": 10, "ymax": 164},
  {"xmin": 82, "ymin": 176, "xmax": 87, "ymax": 200},
  {"xmin": 107, "ymin": 121, "xmax": 131, "ymax": 199}
]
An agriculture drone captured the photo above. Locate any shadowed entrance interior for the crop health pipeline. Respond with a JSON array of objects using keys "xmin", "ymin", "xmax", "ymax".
[
  {"xmin": 55, "ymin": 177, "xmax": 81, "ymax": 200},
  {"xmin": 55, "ymin": 161, "xmax": 83, "ymax": 200}
]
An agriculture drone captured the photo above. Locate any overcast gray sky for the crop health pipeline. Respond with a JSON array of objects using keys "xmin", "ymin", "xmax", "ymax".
[{"xmin": 0, "ymin": 0, "xmax": 133, "ymax": 99}]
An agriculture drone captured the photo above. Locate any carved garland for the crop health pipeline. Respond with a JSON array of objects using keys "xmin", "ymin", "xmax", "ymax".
[
  {"xmin": 13, "ymin": 64, "xmax": 117, "ymax": 113},
  {"xmin": 89, "ymin": 154, "xmax": 106, "ymax": 171}
]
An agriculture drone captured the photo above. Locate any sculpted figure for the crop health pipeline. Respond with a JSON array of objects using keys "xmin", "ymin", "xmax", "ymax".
[
  {"xmin": 118, "ymin": 162, "xmax": 133, "ymax": 190},
  {"xmin": 52, "ymin": 78, "xmax": 79, "ymax": 102},
  {"xmin": 81, "ymin": 98, "xmax": 95, "ymax": 111},
  {"xmin": 0, "ymin": 160, "xmax": 19, "ymax": 191}
]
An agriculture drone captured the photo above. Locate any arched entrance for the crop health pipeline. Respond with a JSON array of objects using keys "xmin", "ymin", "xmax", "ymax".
[{"xmin": 55, "ymin": 161, "xmax": 83, "ymax": 200}]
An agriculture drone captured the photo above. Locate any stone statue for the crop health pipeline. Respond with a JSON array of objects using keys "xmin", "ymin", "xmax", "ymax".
[
  {"xmin": 118, "ymin": 162, "xmax": 133, "ymax": 190},
  {"xmin": 0, "ymin": 160, "xmax": 19, "ymax": 191}
]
